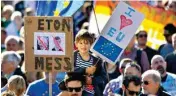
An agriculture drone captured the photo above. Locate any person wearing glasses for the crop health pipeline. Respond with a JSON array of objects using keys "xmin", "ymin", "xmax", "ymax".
[
  {"xmin": 103, "ymin": 61, "xmax": 142, "ymax": 96},
  {"xmin": 58, "ymin": 72, "xmax": 85, "ymax": 96},
  {"xmin": 151, "ymin": 55, "xmax": 176, "ymax": 96},
  {"xmin": 141, "ymin": 70, "xmax": 171, "ymax": 96},
  {"xmin": 136, "ymin": 30, "xmax": 158, "ymax": 65},
  {"xmin": 158, "ymin": 23, "xmax": 176, "ymax": 58},
  {"xmin": 114, "ymin": 75, "xmax": 141, "ymax": 96}
]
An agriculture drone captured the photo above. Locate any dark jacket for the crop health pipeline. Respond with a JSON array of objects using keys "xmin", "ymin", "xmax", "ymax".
[
  {"xmin": 74, "ymin": 51, "xmax": 108, "ymax": 96},
  {"xmin": 140, "ymin": 87, "xmax": 171, "ymax": 96}
]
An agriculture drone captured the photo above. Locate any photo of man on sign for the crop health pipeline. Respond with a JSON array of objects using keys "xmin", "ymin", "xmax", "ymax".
[
  {"xmin": 37, "ymin": 36, "xmax": 49, "ymax": 50},
  {"xmin": 52, "ymin": 36, "xmax": 63, "ymax": 51}
]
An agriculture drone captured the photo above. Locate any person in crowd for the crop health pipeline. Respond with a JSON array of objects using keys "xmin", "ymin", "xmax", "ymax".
[
  {"xmin": 74, "ymin": 29, "xmax": 107, "ymax": 96},
  {"xmin": 103, "ymin": 61, "xmax": 141, "ymax": 96},
  {"xmin": 120, "ymin": 36, "xmax": 150, "ymax": 73},
  {"xmin": 136, "ymin": 30, "xmax": 158, "ymax": 64},
  {"xmin": 25, "ymin": 72, "xmax": 61, "ymax": 96},
  {"xmin": 6, "ymin": 75, "xmax": 26, "ymax": 96},
  {"xmin": 24, "ymin": 7, "xmax": 35, "ymax": 16},
  {"xmin": 1, "ymin": 28, "xmax": 7, "ymax": 53},
  {"xmin": 141, "ymin": 70, "xmax": 171, "ymax": 96},
  {"xmin": 58, "ymin": 72, "xmax": 86, "ymax": 96},
  {"xmin": 5, "ymin": 36, "xmax": 20, "ymax": 51},
  {"xmin": 1, "ymin": 5, "xmax": 14, "ymax": 28},
  {"xmin": 5, "ymin": 11, "xmax": 23, "ymax": 36},
  {"xmin": 1, "ymin": 51, "xmax": 27, "ymax": 92},
  {"xmin": 158, "ymin": 23, "xmax": 176, "ymax": 58},
  {"xmin": 151, "ymin": 55, "xmax": 176, "ymax": 96},
  {"xmin": 114, "ymin": 75, "xmax": 141, "ymax": 96},
  {"xmin": 165, "ymin": 33, "xmax": 176, "ymax": 74}
]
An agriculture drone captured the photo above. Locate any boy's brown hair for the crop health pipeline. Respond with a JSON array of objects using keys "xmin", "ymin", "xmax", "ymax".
[{"xmin": 75, "ymin": 29, "xmax": 95, "ymax": 44}]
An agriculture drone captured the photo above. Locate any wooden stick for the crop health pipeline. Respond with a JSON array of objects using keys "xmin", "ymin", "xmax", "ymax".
[{"xmin": 49, "ymin": 72, "xmax": 52, "ymax": 96}]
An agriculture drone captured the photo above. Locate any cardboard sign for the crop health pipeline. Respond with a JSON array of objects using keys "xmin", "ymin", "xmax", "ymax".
[
  {"xmin": 90, "ymin": 2, "xmax": 144, "ymax": 64},
  {"xmin": 25, "ymin": 16, "xmax": 73, "ymax": 72}
]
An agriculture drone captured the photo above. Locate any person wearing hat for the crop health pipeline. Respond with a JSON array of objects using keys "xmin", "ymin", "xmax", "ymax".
[{"xmin": 58, "ymin": 72, "xmax": 86, "ymax": 96}]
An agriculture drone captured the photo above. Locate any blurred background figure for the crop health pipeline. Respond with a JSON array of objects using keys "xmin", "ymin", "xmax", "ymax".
[
  {"xmin": 5, "ymin": 36, "xmax": 20, "ymax": 51},
  {"xmin": 136, "ymin": 30, "xmax": 158, "ymax": 65},
  {"xmin": 165, "ymin": 33, "xmax": 176, "ymax": 74},
  {"xmin": 1, "ymin": 28, "xmax": 7, "ymax": 53},
  {"xmin": 158, "ymin": 23, "xmax": 176, "ymax": 58},
  {"xmin": 141, "ymin": 70, "xmax": 171, "ymax": 96},
  {"xmin": 5, "ymin": 11, "xmax": 23, "ymax": 36},
  {"xmin": 2, "ymin": 75, "xmax": 26, "ymax": 96},
  {"xmin": 1, "ymin": 5, "xmax": 14, "ymax": 28},
  {"xmin": 24, "ymin": 7, "xmax": 35, "ymax": 16}
]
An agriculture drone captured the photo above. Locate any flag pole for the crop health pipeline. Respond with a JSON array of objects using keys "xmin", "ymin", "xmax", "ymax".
[{"xmin": 92, "ymin": 4, "xmax": 101, "ymax": 35}]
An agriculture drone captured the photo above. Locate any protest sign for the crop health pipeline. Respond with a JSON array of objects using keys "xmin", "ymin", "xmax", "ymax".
[
  {"xmin": 25, "ymin": 16, "xmax": 73, "ymax": 72},
  {"xmin": 91, "ymin": 2, "xmax": 144, "ymax": 64}
]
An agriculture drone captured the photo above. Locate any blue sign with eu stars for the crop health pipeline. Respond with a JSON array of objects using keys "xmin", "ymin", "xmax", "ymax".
[
  {"xmin": 93, "ymin": 36, "xmax": 122, "ymax": 62},
  {"xmin": 91, "ymin": 2, "xmax": 144, "ymax": 64}
]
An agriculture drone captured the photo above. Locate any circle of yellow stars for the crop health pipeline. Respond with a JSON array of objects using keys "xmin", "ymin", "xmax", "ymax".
[{"xmin": 101, "ymin": 42, "xmax": 115, "ymax": 56}]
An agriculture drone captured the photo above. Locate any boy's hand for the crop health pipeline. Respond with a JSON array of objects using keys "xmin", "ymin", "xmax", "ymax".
[
  {"xmin": 86, "ymin": 76, "xmax": 92, "ymax": 85},
  {"xmin": 86, "ymin": 66, "xmax": 96, "ymax": 75}
]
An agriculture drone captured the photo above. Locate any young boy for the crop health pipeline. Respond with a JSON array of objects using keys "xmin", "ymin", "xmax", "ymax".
[{"xmin": 74, "ymin": 29, "xmax": 107, "ymax": 96}]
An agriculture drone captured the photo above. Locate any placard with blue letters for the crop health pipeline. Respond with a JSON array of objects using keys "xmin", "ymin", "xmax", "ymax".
[{"xmin": 90, "ymin": 2, "xmax": 144, "ymax": 64}]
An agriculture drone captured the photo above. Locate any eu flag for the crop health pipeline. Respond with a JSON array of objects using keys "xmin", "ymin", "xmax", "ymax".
[
  {"xmin": 55, "ymin": 0, "xmax": 84, "ymax": 16},
  {"xmin": 36, "ymin": 1, "xmax": 57, "ymax": 16},
  {"xmin": 93, "ymin": 36, "xmax": 123, "ymax": 62},
  {"xmin": 36, "ymin": 0, "xmax": 85, "ymax": 16}
]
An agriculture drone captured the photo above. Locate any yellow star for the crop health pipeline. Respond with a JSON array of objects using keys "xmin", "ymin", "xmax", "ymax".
[
  {"xmin": 63, "ymin": 0, "xmax": 70, "ymax": 8},
  {"xmin": 54, "ymin": 10, "xmax": 60, "ymax": 16}
]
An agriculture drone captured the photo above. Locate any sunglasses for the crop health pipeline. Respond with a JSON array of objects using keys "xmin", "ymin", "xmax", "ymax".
[
  {"xmin": 67, "ymin": 87, "xmax": 82, "ymax": 92},
  {"xmin": 142, "ymin": 81, "xmax": 149, "ymax": 85},
  {"xmin": 138, "ymin": 34, "xmax": 147, "ymax": 38},
  {"xmin": 127, "ymin": 88, "xmax": 140, "ymax": 95}
]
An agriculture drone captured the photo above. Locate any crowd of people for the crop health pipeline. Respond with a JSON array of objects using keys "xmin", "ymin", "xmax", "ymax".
[{"xmin": 1, "ymin": 1, "xmax": 176, "ymax": 96}]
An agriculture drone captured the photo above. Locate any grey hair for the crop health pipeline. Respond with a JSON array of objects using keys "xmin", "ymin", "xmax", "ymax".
[
  {"xmin": 142, "ymin": 70, "xmax": 161, "ymax": 83},
  {"xmin": 5, "ymin": 36, "xmax": 20, "ymax": 48},
  {"xmin": 1, "ymin": 51, "xmax": 21, "ymax": 67}
]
